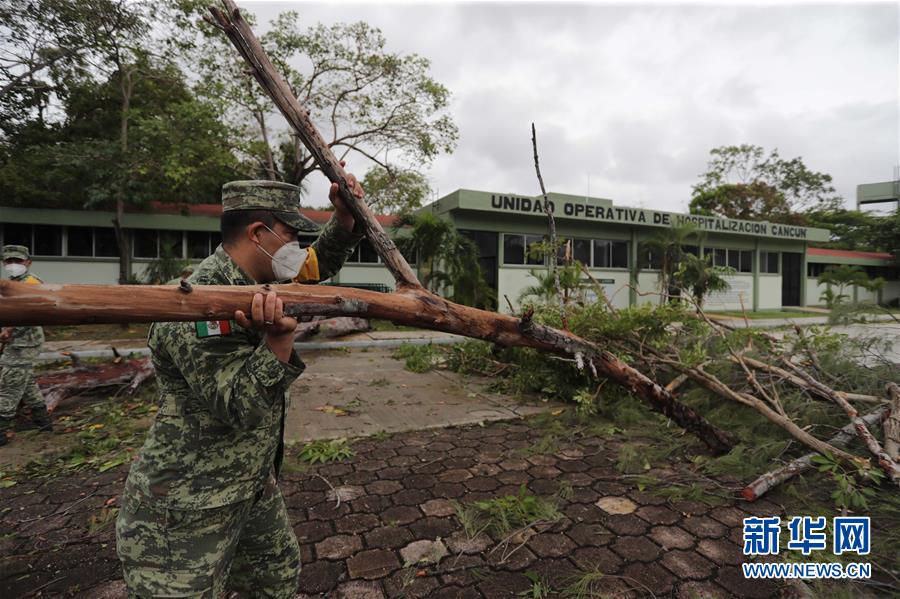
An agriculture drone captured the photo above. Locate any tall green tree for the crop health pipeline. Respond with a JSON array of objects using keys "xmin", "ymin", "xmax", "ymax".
[
  {"xmin": 360, "ymin": 166, "xmax": 431, "ymax": 216},
  {"xmin": 188, "ymin": 8, "xmax": 457, "ymax": 189},
  {"xmin": 0, "ymin": 0, "xmax": 241, "ymax": 282},
  {"xmin": 690, "ymin": 144, "xmax": 842, "ymax": 223}
]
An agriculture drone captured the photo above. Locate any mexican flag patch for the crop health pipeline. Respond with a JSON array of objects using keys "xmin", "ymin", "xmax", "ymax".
[{"xmin": 196, "ymin": 320, "xmax": 232, "ymax": 338}]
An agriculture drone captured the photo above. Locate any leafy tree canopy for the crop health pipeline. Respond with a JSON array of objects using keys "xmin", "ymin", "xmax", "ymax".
[
  {"xmin": 690, "ymin": 144, "xmax": 842, "ymax": 224},
  {"xmin": 187, "ymin": 7, "xmax": 457, "ymax": 189}
]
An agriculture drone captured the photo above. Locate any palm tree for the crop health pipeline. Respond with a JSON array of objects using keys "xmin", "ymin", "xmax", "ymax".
[
  {"xmin": 637, "ymin": 223, "xmax": 701, "ymax": 305},
  {"xmin": 673, "ymin": 253, "xmax": 732, "ymax": 309},
  {"xmin": 394, "ymin": 212, "xmax": 496, "ymax": 308}
]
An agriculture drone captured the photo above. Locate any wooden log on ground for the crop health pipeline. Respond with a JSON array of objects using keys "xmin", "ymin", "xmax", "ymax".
[
  {"xmin": 37, "ymin": 356, "xmax": 154, "ymax": 412},
  {"xmin": 0, "ymin": 280, "xmax": 734, "ymax": 454},
  {"xmin": 742, "ymin": 406, "xmax": 890, "ymax": 501},
  {"xmin": 295, "ymin": 317, "xmax": 371, "ymax": 341}
]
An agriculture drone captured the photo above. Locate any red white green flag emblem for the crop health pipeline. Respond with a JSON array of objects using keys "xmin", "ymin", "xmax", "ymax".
[{"xmin": 195, "ymin": 320, "xmax": 232, "ymax": 337}]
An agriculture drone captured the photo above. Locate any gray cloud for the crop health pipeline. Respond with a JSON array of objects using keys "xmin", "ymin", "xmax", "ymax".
[{"xmin": 245, "ymin": 2, "xmax": 898, "ymax": 212}]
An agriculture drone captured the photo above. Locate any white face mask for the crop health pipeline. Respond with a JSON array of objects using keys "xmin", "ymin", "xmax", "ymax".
[
  {"xmin": 256, "ymin": 224, "xmax": 308, "ymax": 282},
  {"xmin": 4, "ymin": 263, "xmax": 27, "ymax": 279}
]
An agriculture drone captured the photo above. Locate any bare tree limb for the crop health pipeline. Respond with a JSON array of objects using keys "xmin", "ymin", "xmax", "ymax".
[{"xmin": 742, "ymin": 405, "xmax": 890, "ymax": 501}]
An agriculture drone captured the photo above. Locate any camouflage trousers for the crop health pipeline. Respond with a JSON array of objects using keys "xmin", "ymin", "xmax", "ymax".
[
  {"xmin": 116, "ymin": 476, "xmax": 301, "ymax": 598},
  {"xmin": 0, "ymin": 346, "xmax": 45, "ymax": 426}
]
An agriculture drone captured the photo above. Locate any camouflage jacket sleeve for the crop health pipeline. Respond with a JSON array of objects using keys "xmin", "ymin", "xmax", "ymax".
[
  {"xmin": 158, "ymin": 323, "xmax": 305, "ymax": 429},
  {"xmin": 310, "ymin": 214, "xmax": 365, "ymax": 281}
]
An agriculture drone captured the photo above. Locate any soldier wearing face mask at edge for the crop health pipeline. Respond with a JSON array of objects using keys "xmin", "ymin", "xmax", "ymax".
[
  {"xmin": 116, "ymin": 170, "xmax": 366, "ymax": 598},
  {"xmin": 0, "ymin": 244, "xmax": 53, "ymax": 446}
]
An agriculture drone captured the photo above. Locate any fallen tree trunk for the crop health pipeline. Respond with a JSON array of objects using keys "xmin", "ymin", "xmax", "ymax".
[
  {"xmin": 295, "ymin": 316, "xmax": 371, "ymax": 341},
  {"xmin": 37, "ymin": 357, "xmax": 155, "ymax": 412},
  {"xmin": 742, "ymin": 405, "xmax": 890, "ymax": 501},
  {"xmin": 0, "ymin": 279, "xmax": 734, "ymax": 454}
]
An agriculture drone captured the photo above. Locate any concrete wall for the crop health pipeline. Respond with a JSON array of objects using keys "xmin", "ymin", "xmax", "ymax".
[
  {"xmin": 705, "ymin": 274, "xmax": 755, "ymax": 311},
  {"xmin": 585, "ymin": 269, "xmax": 632, "ymax": 310},
  {"xmin": 636, "ymin": 272, "xmax": 661, "ymax": 306},
  {"xmin": 757, "ymin": 275, "xmax": 782, "ymax": 310},
  {"xmin": 883, "ymin": 281, "xmax": 900, "ymax": 305},
  {"xmin": 805, "ymin": 278, "xmax": 828, "ymax": 307},
  {"xmin": 31, "ymin": 259, "xmax": 121, "ymax": 285},
  {"xmin": 498, "ymin": 267, "xmax": 541, "ymax": 312}
]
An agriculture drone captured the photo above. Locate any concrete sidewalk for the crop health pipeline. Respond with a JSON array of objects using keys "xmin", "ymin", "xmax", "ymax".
[
  {"xmin": 37, "ymin": 330, "xmax": 466, "ymax": 362},
  {"xmin": 707, "ymin": 311, "xmax": 898, "ymax": 329}
]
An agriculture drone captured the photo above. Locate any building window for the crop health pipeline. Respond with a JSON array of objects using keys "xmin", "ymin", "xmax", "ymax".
[
  {"xmin": 359, "ymin": 239, "xmax": 379, "ymax": 263},
  {"xmin": 187, "ymin": 231, "xmax": 212, "ymax": 259},
  {"xmin": 95, "ymin": 228, "xmax": 119, "ymax": 257},
  {"xmin": 591, "ymin": 240, "xmax": 628, "ymax": 268},
  {"xmin": 502, "ymin": 234, "xmax": 543, "ymax": 265},
  {"xmin": 32, "ymin": 225, "xmax": 62, "ymax": 256},
  {"xmin": 67, "ymin": 226, "xmax": 94, "ymax": 256},
  {"xmin": 133, "ymin": 230, "xmax": 158, "ymax": 258},
  {"xmin": 572, "ymin": 238, "xmax": 591, "ymax": 265},
  {"xmin": 808, "ymin": 263, "xmax": 829, "ymax": 277},
  {"xmin": 593, "ymin": 240, "xmax": 610, "ymax": 268},
  {"xmin": 640, "ymin": 248, "xmax": 663, "ymax": 270},
  {"xmin": 2, "ymin": 223, "xmax": 31, "ymax": 248},
  {"xmin": 611, "ymin": 241, "xmax": 628, "ymax": 268},
  {"xmin": 706, "ymin": 247, "xmax": 752, "ymax": 272},
  {"xmin": 760, "ymin": 251, "xmax": 779, "ymax": 274},
  {"xmin": 739, "ymin": 250, "xmax": 752, "ymax": 273},
  {"xmin": 503, "ymin": 234, "xmax": 524, "ymax": 265},
  {"xmin": 159, "ymin": 231, "xmax": 182, "ymax": 258},
  {"xmin": 348, "ymin": 239, "xmax": 381, "ymax": 264}
]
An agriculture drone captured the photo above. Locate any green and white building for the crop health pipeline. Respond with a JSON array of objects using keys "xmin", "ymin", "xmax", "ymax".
[
  {"xmin": 421, "ymin": 190, "xmax": 899, "ymax": 312},
  {"xmin": 2, "ymin": 185, "xmax": 898, "ymax": 312}
]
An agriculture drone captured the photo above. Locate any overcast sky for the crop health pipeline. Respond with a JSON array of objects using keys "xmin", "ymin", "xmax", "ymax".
[{"xmin": 244, "ymin": 1, "xmax": 899, "ymax": 213}]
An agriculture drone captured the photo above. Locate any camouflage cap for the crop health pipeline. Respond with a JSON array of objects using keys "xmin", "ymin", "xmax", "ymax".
[
  {"xmin": 222, "ymin": 180, "xmax": 319, "ymax": 233},
  {"xmin": 2, "ymin": 245, "xmax": 30, "ymax": 261}
]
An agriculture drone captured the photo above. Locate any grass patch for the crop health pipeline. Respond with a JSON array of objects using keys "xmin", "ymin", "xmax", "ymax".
[
  {"xmin": 297, "ymin": 438, "xmax": 354, "ymax": 464},
  {"xmin": 560, "ymin": 567, "xmax": 606, "ymax": 598},
  {"xmin": 452, "ymin": 485, "xmax": 563, "ymax": 538},
  {"xmin": 392, "ymin": 342, "xmax": 442, "ymax": 373}
]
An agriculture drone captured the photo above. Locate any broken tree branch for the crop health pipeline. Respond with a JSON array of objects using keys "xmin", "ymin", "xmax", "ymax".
[
  {"xmin": 0, "ymin": 279, "xmax": 735, "ymax": 454},
  {"xmin": 883, "ymin": 383, "xmax": 900, "ymax": 462},
  {"xmin": 531, "ymin": 123, "xmax": 567, "ymax": 329},
  {"xmin": 780, "ymin": 359, "xmax": 900, "ymax": 483},
  {"xmin": 742, "ymin": 405, "xmax": 891, "ymax": 501}
]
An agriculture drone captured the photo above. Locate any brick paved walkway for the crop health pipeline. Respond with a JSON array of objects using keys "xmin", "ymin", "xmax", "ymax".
[{"xmin": 0, "ymin": 418, "xmax": 789, "ymax": 598}]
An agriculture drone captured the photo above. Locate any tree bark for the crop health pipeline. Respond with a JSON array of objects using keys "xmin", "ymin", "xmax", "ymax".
[
  {"xmin": 884, "ymin": 383, "xmax": 900, "ymax": 462},
  {"xmin": 531, "ymin": 123, "xmax": 566, "ymax": 329},
  {"xmin": 0, "ymin": 279, "xmax": 734, "ymax": 454}
]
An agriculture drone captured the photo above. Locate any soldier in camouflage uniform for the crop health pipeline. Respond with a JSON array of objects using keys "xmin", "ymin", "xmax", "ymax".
[
  {"xmin": 116, "ymin": 176, "xmax": 367, "ymax": 598},
  {"xmin": 0, "ymin": 244, "xmax": 52, "ymax": 446}
]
